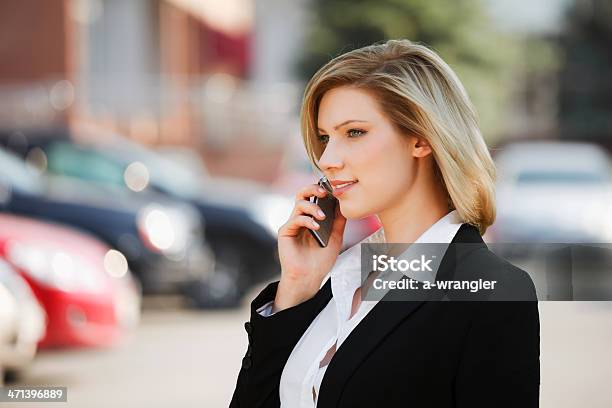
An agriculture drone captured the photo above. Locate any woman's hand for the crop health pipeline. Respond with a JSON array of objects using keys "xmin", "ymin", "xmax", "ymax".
[{"xmin": 274, "ymin": 183, "xmax": 347, "ymax": 312}]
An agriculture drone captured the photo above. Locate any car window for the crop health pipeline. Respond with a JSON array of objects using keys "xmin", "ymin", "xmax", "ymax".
[
  {"xmin": 46, "ymin": 142, "xmax": 125, "ymax": 186},
  {"xmin": 146, "ymin": 155, "xmax": 205, "ymax": 198},
  {"xmin": 108, "ymin": 144, "xmax": 205, "ymax": 199},
  {"xmin": 516, "ymin": 171, "xmax": 606, "ymax": 184}
]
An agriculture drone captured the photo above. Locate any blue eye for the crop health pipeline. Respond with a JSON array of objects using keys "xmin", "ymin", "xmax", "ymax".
[
  {"xmin": 347, "ymin": 128, "xmax": 366, "ymax": 138},
  {"xmin": 317, "ymin": 129, "xmax": 365, "ymax": 145}
]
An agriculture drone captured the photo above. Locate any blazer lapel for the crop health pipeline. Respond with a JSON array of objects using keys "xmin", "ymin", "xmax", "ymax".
[{"xmin": 317, "ymin": 223, "xmax": 486, "ymax": 407}]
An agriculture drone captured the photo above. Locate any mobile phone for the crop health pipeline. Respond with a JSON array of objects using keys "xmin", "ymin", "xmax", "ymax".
[{"xmin": 309, "ymin": 176, "xmax": 337, "ymax": 247}]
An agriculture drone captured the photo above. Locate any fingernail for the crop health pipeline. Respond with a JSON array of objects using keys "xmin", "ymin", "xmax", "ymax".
[
  {"xmin": 312, "ymin": 220, "xmax": 320, "ymax": 228},
  {"xmin": 317, "ymin": 210, "xmax": 325, "ymax": 218},
  {"xmin": 318, "ymin": 187, "xmax": 325, "ymax": 193}
]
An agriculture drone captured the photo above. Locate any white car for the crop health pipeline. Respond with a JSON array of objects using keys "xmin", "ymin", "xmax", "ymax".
[
  {"xmin": 491, "ymin": 141, "xmax": 612, "ymax": 243},
  {"xmin": 0, "ymin": 259, "xmax": 46, "ymax": 384}
]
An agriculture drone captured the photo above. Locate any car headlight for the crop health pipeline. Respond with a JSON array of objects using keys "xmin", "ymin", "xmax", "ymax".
[
  {"xmin": 6, "ymin": 241, "xmax": 106, "ymax": 293},
  {"xmin": 104, "ymin": 249, "xmax": 129, "ymax": 278},
  {"xmin": 249, "ymin": 194, "xmax": 295, "ymax": 236},
  {"xmin": 137, "ymin": 203, "xmax": 193, "ymax": 255}
]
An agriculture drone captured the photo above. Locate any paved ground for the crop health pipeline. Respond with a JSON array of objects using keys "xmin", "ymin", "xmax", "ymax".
[
  {"xmin": 4, "ymin": 293, "xmax": 252, "ymax": 408},
  {"xmin": 4, "ymin": 288, "xmax": 612, "ymax": 407}
]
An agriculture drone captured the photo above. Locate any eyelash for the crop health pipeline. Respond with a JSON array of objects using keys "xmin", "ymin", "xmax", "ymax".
[{"xmin": 317, "ymin": 128, "xmax": 367, "ymax": 145}]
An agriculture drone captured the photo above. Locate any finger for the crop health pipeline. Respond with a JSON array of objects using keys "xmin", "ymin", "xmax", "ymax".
[
  {"xmin": 278, "ymin": 215, "xmax": 320, "ymax": 237},
  {"xmin": 292, "ymin": 199, "xmax": 326, "ymax": 220},
  {"xmin": 295, "ymin": 184, "xmax": 328, "ymax": 202}
]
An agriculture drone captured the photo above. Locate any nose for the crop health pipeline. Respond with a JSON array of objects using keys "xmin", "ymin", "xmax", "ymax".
[{"xmin": 317, "ymin": 139, "xmax": 344, "ymax": 173}]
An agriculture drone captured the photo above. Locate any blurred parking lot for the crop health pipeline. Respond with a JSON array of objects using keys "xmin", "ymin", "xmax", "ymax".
[
  {"xmin": 2, "ymin": 291, "xmax": 611, "ymax": 408},
  {"xmin": 2, "ymin": 291, "xmax": 255, "ymax": 408}
]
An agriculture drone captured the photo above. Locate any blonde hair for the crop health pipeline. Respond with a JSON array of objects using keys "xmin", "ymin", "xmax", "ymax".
[{"xmin": 300, "ymin": 39, "xmax": 496, "ymax": 234}]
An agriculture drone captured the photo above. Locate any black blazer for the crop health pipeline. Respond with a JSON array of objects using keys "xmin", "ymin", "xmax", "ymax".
[{"xmin": 230, "ymin": 223, "xmax": 540, "ymax": 407}]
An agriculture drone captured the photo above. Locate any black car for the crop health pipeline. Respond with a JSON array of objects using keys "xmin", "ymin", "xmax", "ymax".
[
  {"xmin": 0, "ymin": 128, "xmax": 292, "ymax": 307},
  {"xmin": 0, "ymin": 147, "xmax": 216, "ymax": 306}
]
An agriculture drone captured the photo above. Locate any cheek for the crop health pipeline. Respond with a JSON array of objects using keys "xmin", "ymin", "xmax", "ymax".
[
  {"xmin": 362, "ymin": 135, "xmax": 413, "ymax": 190},
  {"xmin": 353, "ymin": 134, "xmax": 396, "ymax": 174},
  {"xmin": 341, "ymin": 136, "xmax": 414, "ymax": 217}
]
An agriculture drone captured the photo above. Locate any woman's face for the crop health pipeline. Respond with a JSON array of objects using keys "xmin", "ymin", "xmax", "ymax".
[{"xmin": 316, "ymin": 86, "xmax": 427, "ymax": 219}]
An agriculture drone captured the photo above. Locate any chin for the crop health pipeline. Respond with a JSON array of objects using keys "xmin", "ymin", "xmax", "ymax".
[{"xmin": 338, "ymin": 200, "xmax": 371, "ymax": 220}]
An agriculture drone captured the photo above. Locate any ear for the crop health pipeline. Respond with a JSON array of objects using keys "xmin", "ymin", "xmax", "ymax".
[{"xmin": 409, "ymin": 135, "xmax": 433, "ymax": 158}]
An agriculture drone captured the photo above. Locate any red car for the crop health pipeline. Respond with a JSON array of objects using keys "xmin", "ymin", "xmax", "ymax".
[{"xmin": 0, "ymin": 214, "xmax": 141, "ymax": 348}]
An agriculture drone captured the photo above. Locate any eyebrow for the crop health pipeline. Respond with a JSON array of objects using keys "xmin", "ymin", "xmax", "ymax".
[{"xmin": 317, "ymin": 119, "xmax": 369, "ymax": 133}]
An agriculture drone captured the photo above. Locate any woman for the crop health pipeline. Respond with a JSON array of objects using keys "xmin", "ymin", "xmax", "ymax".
[{"xmin": 230, "ymin": 39, "xmax": 540, "ymax": 408}]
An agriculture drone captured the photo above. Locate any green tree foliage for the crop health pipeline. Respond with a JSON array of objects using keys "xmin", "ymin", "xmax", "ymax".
[
  {"xmin": 295, "ymin": 0, "xmax": 521, "ymax": 142},
  {"xmin": 558, "ymin": 0, "xmax": 612, "ymax": 146}
]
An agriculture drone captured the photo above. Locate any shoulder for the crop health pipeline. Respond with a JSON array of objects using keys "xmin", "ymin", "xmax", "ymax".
[
  {"xmin": 452, "ymin": 246, "xmax": 538, "ymax": 301},
  {"xmin": 449, "ymin": 247, "xmax": 540, "ymax": 344}
]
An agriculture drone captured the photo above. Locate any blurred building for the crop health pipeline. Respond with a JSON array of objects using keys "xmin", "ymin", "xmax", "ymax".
[
  {"xmin": 0, "ymin": 0, "xmax": 77, "ymax": 126},
  {"xmin": 5, "ymin": 0, "xmax": 600, "ymax": 180},
  {"xmin": 0, "ymin": 0, "xmax": 300, "ymax": 182}
]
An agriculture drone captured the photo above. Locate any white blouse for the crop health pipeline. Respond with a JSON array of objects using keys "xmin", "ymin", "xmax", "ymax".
[{"xmin": 257, "ymin": 210, "xmax": 463, "ymax": 407}]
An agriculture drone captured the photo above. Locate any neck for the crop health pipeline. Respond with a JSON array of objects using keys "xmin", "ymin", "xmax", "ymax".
[{"xmin": 377, "ymin": 163, "xmax": 449, "ymax": 244}]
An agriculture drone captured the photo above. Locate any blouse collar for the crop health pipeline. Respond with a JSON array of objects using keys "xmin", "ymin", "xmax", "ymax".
[{"xmin": 329, "ymin": 210, "xmax": 463, "ymax": 321}]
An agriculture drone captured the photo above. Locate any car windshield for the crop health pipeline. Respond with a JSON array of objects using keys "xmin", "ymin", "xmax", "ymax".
[
  {"xmin": 144, "ymin": 158, "xmax": 200, "ymax": 197},
  {"xmin": 516, "ymin": 171, "xmax": 607, "ymax": 184},
  {"xmin": 0, "ymin": 148, "xmax": 44, "ymax": 194},
  {"xmin": 46, "ymin": 141, "xmax": 205, "ymax": 199},
  {"xmin": 46, "ymin": 142, "xmax": 125, "ymax": 185},
  {"xmin": 107, "ymin": 142, "xmax": 206, "ymax": 199}
]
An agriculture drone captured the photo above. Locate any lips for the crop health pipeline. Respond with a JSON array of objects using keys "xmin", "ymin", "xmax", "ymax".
[
  {"xmin": 330, "ymin": 180, "xmax": 358, "ymax": 197},
  {"xmin": 335, "ymin": 182, "xmax": 355, "ymax": 189},
  {"xmin": 330, "ymin": 179, "xmax": 358, "ymax": 187}
]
